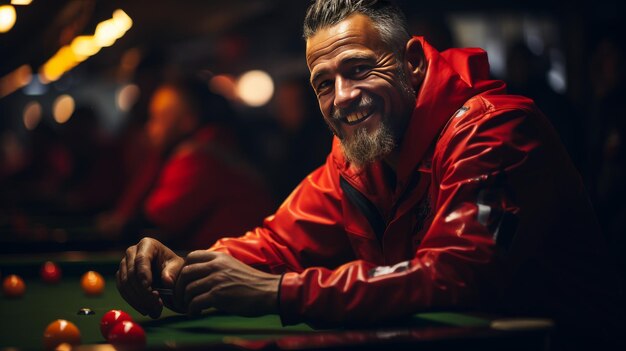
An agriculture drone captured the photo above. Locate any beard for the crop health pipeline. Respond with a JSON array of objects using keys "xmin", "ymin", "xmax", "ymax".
[{"xmin": 340, "ymin": 118, "xmax": 396, "ymax": 168}]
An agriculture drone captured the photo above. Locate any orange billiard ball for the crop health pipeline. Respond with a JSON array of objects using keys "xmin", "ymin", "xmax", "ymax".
[
  {"xmin": 80, "ymin": 271, "xmax": 105, "ymax": 296},
  {"xmin": 43, "ymin": 319, "xmax": 81, "ymax": 350},
  {"xmin": 2, "ymin": 274, "xmax": 26, "ymax": 298}
]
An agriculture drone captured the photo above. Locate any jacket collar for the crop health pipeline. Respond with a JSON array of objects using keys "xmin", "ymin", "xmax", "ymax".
[{"xmin": 333, "ymin": 37, "xmax": 506, "ymax": 196}]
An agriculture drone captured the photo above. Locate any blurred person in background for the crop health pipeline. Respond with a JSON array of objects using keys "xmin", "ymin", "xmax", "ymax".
[{"xmin": 97, "ymin": 74, "xmax": 274, "ymax": 249}]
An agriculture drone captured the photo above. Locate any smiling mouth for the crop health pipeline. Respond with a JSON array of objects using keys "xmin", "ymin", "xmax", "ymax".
[{"xmin": 342, "ymin": 106, "xmax": 375, "ymax": 126}]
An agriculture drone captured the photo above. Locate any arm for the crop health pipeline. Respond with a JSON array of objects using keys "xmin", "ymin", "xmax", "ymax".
[
  {"xmin": 278, "ymin": 107, "xmax": 542, "ymax": 327},
  {"xmin": 208, "ymin": 158, "xmax": 356, "ymax": 274}
]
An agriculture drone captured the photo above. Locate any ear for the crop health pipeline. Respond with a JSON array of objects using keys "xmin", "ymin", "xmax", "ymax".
[{"xmin": 404, "ymin": 37, "xmax": 426, "ymax": 88}]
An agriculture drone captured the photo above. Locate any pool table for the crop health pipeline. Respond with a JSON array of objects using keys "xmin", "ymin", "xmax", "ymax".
[{"xmin": 0, "ymin": 252, "xmax": 553, "ymax": 350}]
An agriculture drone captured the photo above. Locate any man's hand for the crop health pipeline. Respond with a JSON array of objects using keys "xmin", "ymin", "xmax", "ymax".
[
  {"xmin": 174, "ymin": 251, "xmax": 281, "ymax": 317},
  {"xmin": 116, "ymin": 237, "xmax": 184, "ymax": 318}
]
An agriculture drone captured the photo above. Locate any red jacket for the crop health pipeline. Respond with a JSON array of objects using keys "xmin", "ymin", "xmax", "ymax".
[{"xmin": 210, "ymin": 38, "xmax": 623, "ymax": 333}]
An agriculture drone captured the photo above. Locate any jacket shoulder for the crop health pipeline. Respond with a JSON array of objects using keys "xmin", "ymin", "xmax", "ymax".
[{"xmin": 442, "ymin": 94, "xmax": 539, "ymax": 137}]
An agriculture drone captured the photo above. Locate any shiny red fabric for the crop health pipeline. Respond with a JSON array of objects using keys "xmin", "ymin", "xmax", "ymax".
[{"xmin": 209, "ymin": 38, "xmax": 622, "ymax": 330}]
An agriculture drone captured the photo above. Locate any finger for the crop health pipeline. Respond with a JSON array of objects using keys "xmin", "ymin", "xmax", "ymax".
[
  {"xmin": 135, "ymin": 238, "xmax": 159, "ymax": 289},
  {"xmin": 117, "ymin": 256, "xmax": 149, "ymax": 316},
  {"xmin": 161, "ymin": 257, "xmax": 184, "ymax": 288},
  {"xmin": 183, "ymin": 269, "xmax": 226, "ymax": 309},
  {"xmin": 187, "ymin": 289, "xmax": 217, "ymax": 316},
  {"xmin": 174, "ymin": 256, "xmax": 219, "ymax": 312},
  {"xmin": 126, "ymin": 246, "xmax": 159, "ymax": 316},
  {"xmin": 184, "ymin": 250, "xmax": 220, "ymax": 265}
]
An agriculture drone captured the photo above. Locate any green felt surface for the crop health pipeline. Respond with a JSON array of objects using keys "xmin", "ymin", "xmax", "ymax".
[{"xmin": 0, "ymin": 257, "xmax": 493, "ymax": 350}]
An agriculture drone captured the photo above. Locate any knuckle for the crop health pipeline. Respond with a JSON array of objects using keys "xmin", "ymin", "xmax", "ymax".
[
  {"xmin": 181, "ymin": 265, "xmax": 192, "ymax": 276},
  {"xmin": 125, "ymin": 246, "xmax": 135, "ymax": 256},
  {"xmin": 134, "ymin": 253, "xmax": 146, "ymax": 265}
]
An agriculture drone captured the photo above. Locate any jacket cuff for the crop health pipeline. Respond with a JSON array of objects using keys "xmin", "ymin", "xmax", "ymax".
[{"xmin": 278, "ymin": 271, "xmax": 302, "ymax": 326}]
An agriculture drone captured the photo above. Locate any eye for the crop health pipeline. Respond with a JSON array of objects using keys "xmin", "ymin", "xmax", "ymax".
[
  {"xmin": 316, "ymin": 80, "xmax": 332, "ymax": 94},
  {"xmin": 351, "ymin": 65, "xmax": 371, "ymax": 77}
]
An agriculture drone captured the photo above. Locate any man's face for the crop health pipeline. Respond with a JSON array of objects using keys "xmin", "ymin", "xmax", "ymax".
[
  {"xmin": 147, "ymin": 86, "xmax": 193, "ymax": 151},
  {"xmin": 306, "ymin": 14, "xmax": 416, "ymax": 166}
]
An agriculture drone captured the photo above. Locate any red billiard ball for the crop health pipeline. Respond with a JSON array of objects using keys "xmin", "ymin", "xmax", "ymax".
[
  {"xmin": 81, "ymin": 271, "xmax": 105, "ymax": 296},
  {"xmin": 107, "ymin": 320, "xmax": 146, "ymax": 347},
  {"xmin": 42, "ymin": 319, "xmax": 81, "ymax": 350},
  {"xmin": 100, "ymin": 309, "xmax": 133, "ymax": 339},
  {"xmin": 40, "ymin": 261, "xmax": 62, "ymax": 284},
  {"xmin": 2, "ymin": 274, "xmax": 26, "ymax": 298}
]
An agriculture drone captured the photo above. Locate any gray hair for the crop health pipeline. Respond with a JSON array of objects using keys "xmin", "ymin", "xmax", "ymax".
[{"xmin": 303, "ymin": 0, "xmax": 410, "ymax": 56}]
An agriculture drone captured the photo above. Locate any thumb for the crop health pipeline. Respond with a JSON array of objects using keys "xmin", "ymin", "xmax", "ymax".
[{"xmin": 161, "ymin": 258, "xmax": 184, "ymax": 288}]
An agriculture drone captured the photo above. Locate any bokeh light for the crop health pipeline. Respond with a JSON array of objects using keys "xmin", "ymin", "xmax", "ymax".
[
  {"xmin": 53, "ymin": 94, "xmax": 75, "ymax": 124},
  {"xmin": 117, "ymin": 84, "xmax": 140, "ymax": 112},
  {"xmin": 0, "ymin": 5, "xmax": 17, "ymax": 33},
  {"xmin": 23, "ymin": 101, "xmax": 42, "ymax": 131},
  {"xmin": 209, "ymin": 74, "xmax": 237, "ymax": 100},
  {"xmin": 236, "ymin": 70, "xmax": 274, "ymax": 107}
]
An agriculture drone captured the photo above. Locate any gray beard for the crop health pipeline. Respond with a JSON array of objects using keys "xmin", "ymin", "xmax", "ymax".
[{"xmin": 340, "ymin": 121, "xmax": 396, "ymax": 168}]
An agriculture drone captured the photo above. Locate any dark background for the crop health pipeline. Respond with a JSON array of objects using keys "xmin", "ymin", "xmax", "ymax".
[{"xmin": 0, "ymin": 0, "xmax": 624, "ymax": 273}]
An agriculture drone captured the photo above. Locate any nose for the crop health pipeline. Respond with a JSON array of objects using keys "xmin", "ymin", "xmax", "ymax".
[{"xmin": 333, "ymin": 76, "xmax": 360, "ymax": 110}]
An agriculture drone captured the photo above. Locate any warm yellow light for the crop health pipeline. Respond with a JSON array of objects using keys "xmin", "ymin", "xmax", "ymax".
[
  {"xmin": 71, "ymin": 36, "xmax": 100, "ymax": 57},
  {"xmin": 0, "ymin": 5, "xmax": 16, "ymax": 33},
  {"xmin": 236, "ymin": 70, "xmax": 274, "ymax": 107},
  {"xmin": 112, "ymin": 9, "xmax": 132, "ymax": 32},
  {"xmin": 11, "ymin": 1, "xmax": 33, "ymax": 5},
  {"xmin": 23, "ymin": 101, "xmax": 42, "ymax": 130},
  {"xmin": 117, "ymin": 84, "xmax": 140, "ymax": 112},
  {"xmin": 53, "ymin": 94, "xmax": 75, "ymax": 124},
  {"xmin": 58, "ymin": 45, "xmax": 84, "ymax": 64},
  {"xmin": 95, "ymin": 19, "xmax": 120, "ymax": 47},
  {"xmin": 38, "ymin": 9, "xmax": 132, "ymax": 84},
  {"xmin": 40, "ymin": 45, "xmax": 82, "ymax": 83}
]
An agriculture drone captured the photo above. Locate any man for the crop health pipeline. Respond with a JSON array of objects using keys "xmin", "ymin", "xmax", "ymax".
[
  {"xmin": 99, "ymin": 76, "xmax": 274, "ymax": 248},
  {"xmin": 117, "ymin": 0, "xmax": 623, "ymax": 347}
]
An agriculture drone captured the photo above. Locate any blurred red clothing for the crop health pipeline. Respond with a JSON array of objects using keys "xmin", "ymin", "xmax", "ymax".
[{"xmin": 114, "ymin": 125, "xmax": 274, "ymax": 249}]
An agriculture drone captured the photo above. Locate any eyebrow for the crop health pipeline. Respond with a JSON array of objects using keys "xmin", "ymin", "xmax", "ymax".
[{"xmin": 310, "ymin": 53, "xmax": 376, "ymax": 86}]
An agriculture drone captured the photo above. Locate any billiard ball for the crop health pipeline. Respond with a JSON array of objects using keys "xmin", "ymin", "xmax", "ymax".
[
  {"xmin": 2, "ymin": 274, "xmax": 26, "ymax": 298},
  {"xmin": 40, "ymin": 261, "xmax": 62, "ymax": 284},
  {"xmin": 100, "ymin": 309, "xmax": 133, "ymax": 339},
  {"xmin": 107, "ymin": 320, "xmax": 146, "ymax": 347},
  {"xmin": 42, "ymin": 319, "xmax": 81, "ymax": 350},
  {"xmin": 81, "ymin": 270, "xmax": 105, "ymax": 296}
]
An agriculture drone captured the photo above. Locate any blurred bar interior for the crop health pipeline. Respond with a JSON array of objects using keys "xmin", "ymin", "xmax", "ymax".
[{"xmin": 0, "ymin": 0, "xmax": 624, "ymax": 265}]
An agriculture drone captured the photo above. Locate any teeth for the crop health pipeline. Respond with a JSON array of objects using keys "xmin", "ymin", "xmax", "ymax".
[{"xmin": 346, "ymin": 110, "xmax": 368, "ymax": 123}]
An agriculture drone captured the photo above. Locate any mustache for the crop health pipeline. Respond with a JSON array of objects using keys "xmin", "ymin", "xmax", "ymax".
[{"xmin": 332, "ymin": 95, "xmax": 375, "ymax": 121}]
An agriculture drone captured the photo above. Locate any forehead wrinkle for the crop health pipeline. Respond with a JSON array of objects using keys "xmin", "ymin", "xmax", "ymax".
[{"xmin": 307, "ymin": 33, "xmax": 363, "ymax": 67}]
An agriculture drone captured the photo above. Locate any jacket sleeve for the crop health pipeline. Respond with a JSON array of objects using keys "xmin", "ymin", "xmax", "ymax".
[
  {"xmin": 278, "ymin": 107, "xmax": 539, "ymax": 328},
  {"xmin": 209, "ymin": 155, "xmax": 356, "ymax": 274}
]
